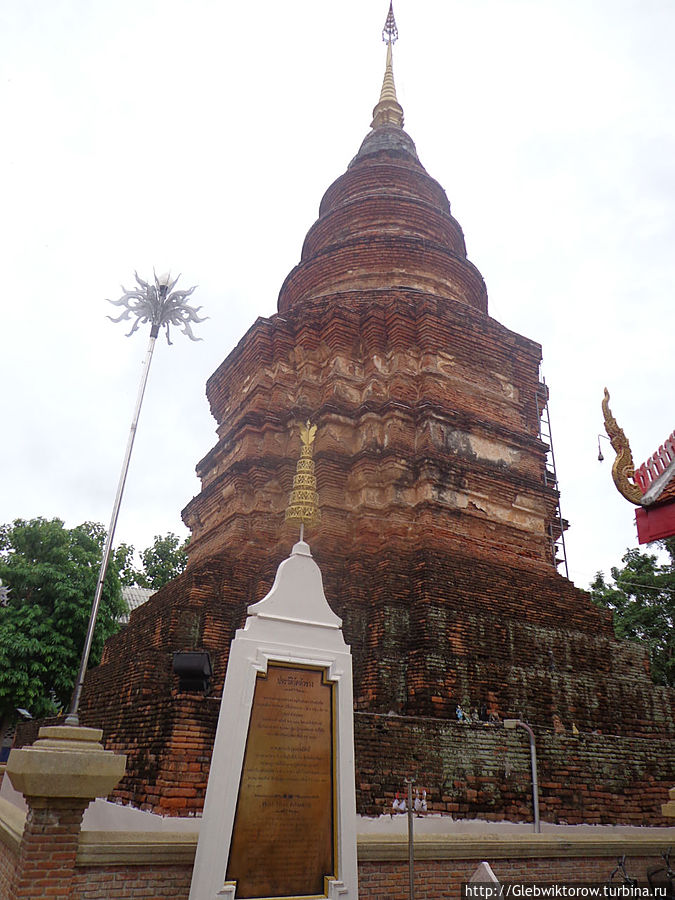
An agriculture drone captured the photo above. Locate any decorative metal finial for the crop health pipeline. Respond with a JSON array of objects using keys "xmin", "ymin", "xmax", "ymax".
[
  {"xmin": 66, "ymin": 269, "xmax": 205, "ymax": 729},
  {"xmin": 107, "ymin": 271, "xmax": 206, "ymax": 344},
  {"xmin": 372, "ymin": 3, "xmax": 404, "ymax": 129},
  {"xmin": 285, "ymin": 420, "xmax": 321, "ymax": 535},
  {"xmin": 601, "ymin": 388, "xmax": 643, "ymax": 505},
  {"xmin": 382, "ymin": 1, "xmax": 398, "ymax": 44}
]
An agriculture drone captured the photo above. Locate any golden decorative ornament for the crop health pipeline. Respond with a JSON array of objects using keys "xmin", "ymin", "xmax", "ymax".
[
  {"xmin": 602, "ymin": 387, "xmax": 643, "ymax": 505},
  {"xmin": 371, "ymin": 3, "xmax": 404, "ymax": 129},
  {"xmin": 285, "ymin": 420, "xmax": 321, "ymax": 527}
]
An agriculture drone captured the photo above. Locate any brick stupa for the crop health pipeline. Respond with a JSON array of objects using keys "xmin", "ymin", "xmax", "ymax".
[{"xmin": 79, "ymin": 17, "xmax": 674, "ymax": 825}]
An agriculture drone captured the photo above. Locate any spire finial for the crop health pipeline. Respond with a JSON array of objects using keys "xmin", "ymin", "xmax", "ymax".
[
  {"xmin": 372, "ymin": 3, "xmax": 404, "ymax": 129},
  {"xmin": 382, "ymin": 1, "xmax": 398, "ymax": 44},
  {"xmin": 285, "ymin": 420, "xmax": 321, "ymax": 536}
]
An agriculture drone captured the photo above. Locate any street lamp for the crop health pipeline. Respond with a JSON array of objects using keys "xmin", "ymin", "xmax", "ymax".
[
  {"xmin": 65, "ymin": 271, "xmax": 205, "ymax": 727},
  {"xmin": 504, "ymin": 718, "xmax": 541, "ymax": 833}
]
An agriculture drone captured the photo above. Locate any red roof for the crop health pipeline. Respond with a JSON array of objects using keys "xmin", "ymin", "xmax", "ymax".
[
  {"xmin": 634, "ymin": 428, "xmax": 675, "ymax": 506},
  {"xmin": 634, "ymin": 428, "xmax": 675, "ymax": 543}
]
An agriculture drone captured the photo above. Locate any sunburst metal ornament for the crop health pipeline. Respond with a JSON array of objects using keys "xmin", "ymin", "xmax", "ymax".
[
  {"xmin": 107, "ymin": 270, "xmax": 205, "ymax": 343},
  {"xmin": 66, "ymin": 270, "xmax": 204, "ymax": 728},
  {"xmin": 286, "ymin": 420, "xmax": 321, "ymax": 540}
]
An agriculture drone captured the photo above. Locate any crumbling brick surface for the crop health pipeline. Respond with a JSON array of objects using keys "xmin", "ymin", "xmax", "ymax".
[
  {"xmin": 186, "ymin": 290, "xmax": 554, "ymax": 574},
  {"xmin": 354, "ymin": 713, "xmax": 675, "ymax": 825}
]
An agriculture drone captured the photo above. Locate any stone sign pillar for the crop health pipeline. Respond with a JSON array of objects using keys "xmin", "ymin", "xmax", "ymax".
[
  {"xmin": 663, "ymin": 786, "xmax": 675, "ymax": 817},
  {"xmin": 6, "ymin": 725, "xmax": 126, "ymax": 900},
  {"xmin": 189, "ymin": 539, "xmax": 358, "ymax": 900}
]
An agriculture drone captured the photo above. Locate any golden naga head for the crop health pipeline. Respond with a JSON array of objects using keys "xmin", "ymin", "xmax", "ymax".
[{"xmin": 601, "ymin": 388, "xmax": 643, "ymax": 505}]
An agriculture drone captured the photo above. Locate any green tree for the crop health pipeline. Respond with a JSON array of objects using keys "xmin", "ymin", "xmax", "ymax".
[
  {"xmin": 115, "ymin": 541, "xmax": 138, "ymax": 586},
  {"xmin": 134, "ymin": 532, "xmax": 188, "ymax": 590},
  {"xmin": 590, "ymin": 537, "xmax": 675, "ymax": 687},
  {"xmin": 0, "ymin": 518, "xmax": 128, "ymax": 739}
]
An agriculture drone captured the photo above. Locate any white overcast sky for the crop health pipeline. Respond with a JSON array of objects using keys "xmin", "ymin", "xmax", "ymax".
[{"xmin": 1, "ymin": 0, "xmax": 673, "ymax": 590}]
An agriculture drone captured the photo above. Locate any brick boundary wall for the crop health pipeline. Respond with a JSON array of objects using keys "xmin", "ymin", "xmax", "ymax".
[
  {"xmin": 1, "ymin": 838, "xmax": 671, "ymax": 900},
  {"xmin": 0, "ymin": 837, "xmax": 16, "ymax": 899},
  {"xmin": 354, "ymin": 713, "xmax": 675, "ymax": 825},
  {"xmin": 63, "ymin": 856, "xmax": 668, "ymax": 900},
  {"xmin": 72, "ymin": 864, "xmax": 194, "ymax": 899},
  {"xmin": 357, "ymin": 855, "xmax": 667, "ymax": 900},
  {"xmin": 1, "ymin": 803, "xmax": 673, "ymax": 900},
  {"xmin": 0, "ymin": 793, "xmax": 22, "ymax": 898}
]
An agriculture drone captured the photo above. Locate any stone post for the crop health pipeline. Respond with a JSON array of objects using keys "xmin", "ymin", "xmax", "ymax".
[
  {"xmin": 6, "ymin": 725, "xmax": 126, "ymax": 900},
  {"xmin": 663, "ymin": 786, "xmax": 675, "ymax": 818}
]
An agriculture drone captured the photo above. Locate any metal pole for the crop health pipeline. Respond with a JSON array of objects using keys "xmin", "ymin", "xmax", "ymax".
[
  {"xmin": 405, "ymin": 777, "xmax": 415, "ymax": 900},
  {"xmin": 504, "ymin": 719, "xmax": 541, "ymax": 833},
  {"xmin": 65, "ymin": 326, "xmax": 158, "ymax": 726},
  {"xmin": 523, "ymin": 723, "xmax": 541, "ymax": 833},
  {"xmin": 517, "ymin": 722, "xmax": 540, "ymax": 833}
]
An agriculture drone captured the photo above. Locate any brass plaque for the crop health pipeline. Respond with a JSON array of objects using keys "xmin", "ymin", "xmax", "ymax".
[{"xmin": 226, "ymin": 663, "xmax": 335, "ymax": 899}]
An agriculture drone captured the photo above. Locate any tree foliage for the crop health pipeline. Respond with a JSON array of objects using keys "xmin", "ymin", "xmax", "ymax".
[
  {"xmin": 590, "ymin": 538, "xmax": 675, "ymax": 687},
  {"xmin": 0, "ymin": 518, "xmax": 127, "ymax": 729},
  {"xmin": 0, "ymin": 519, "xmax": 190, "ymax": 737},
  {"xmin": 133, "ymin": 532, "xmax": 188, "ymax": 590}
]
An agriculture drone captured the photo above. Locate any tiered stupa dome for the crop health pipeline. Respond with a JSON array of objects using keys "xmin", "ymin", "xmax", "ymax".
[
  {"xmin": 278, "ymin": 61, "xmax": 486, "ymax": 314},
  {"xmin": 183, "ymin": 26, "xmax": 560, "ymax": 572}
]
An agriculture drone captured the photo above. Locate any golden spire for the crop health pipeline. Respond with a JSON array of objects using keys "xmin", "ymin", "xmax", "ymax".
[
  {"xmin": 371, "ymin": 2, "xmax": 404, "ymax": 129},
  {"xmin": 285, "ymin": 420, "xmax": 321, "ymax": 533},
  {"xmin": 601, "ymin": 388, "xmax": 643, "ymax": 505}
]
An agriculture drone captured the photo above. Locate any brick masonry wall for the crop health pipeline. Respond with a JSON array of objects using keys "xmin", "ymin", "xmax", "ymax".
[
  {"xmin": 279, "ymin": 141, "xmax": 487, "ymax": 314},
  {"xmin": 76, "ymin": 559, "xmax": 244, "ymax": 814},
  {"xmin": 0, "ymin": 833, "xmax": 671, "ymax": 900},
  {"xmin": 10, "ymin": 799, "xmax": 89, "ymax": 900},
  {"xmin": 354, "ymin": 713, "xmax": 675, "ymax": 825},
  {"xmin": 72, "ymin": 865, "xmax": 193, "ymax": 899},
  {"xmin": 0, "ymin": 837, "xmax": 16, "ymax": 900},
  {"xmin": 358, "ymin": 856, "xmax": 666, "ymax": 900},
  {"xmin": 188, "ymin": 290, "xmax": 552, "ymax": 570},
  {"xmin": 0, "ymin": 848, "xmax": 663, "ymax": 900},
  {"xmin": 68, "ymin": 855, "xmax": 675, "ymax": 900},
  {"xmin": 68, "ymin": 540, "xmax": 674, "ymax": 820}
]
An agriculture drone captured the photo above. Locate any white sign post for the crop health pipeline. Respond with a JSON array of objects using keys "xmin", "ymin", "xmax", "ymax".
[{"xmin": 189, "ymin": 538, "xmax": 358, "ymax": 900}]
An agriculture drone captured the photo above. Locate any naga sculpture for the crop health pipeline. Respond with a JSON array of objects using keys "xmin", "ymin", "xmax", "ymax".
[{"xmin": 602, "ymin": 387, "xmax": 643, "ymax": 505}]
